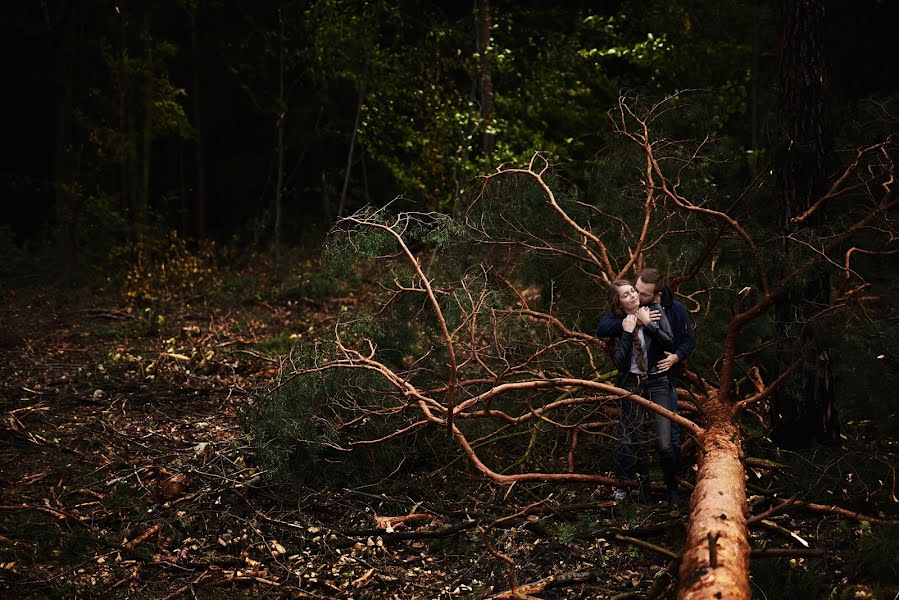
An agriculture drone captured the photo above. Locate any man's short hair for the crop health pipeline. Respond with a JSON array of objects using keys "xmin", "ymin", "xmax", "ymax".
[{"xmin": 637, "ymin": 268, "xmax": 665, "ymax": 292}]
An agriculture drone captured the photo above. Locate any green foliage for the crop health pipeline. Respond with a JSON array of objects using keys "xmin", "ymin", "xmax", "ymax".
[
  {"xmin": 249, "ymin": 185, "xmax": 631, "ymax": 487},
  {"xmin": 321, "ymin": 220, "xmax": 396, "ymax": 282},
  {"xmin": 849, "ymin": 523, "xmax": 899, "ymax": 587},
  {"xmin": 94, "ymin": 27, "xmax": 193, "ymax": 146},
  {"xmin": 255, "ymin": 331, "xmax": 298, "ymax": 356},
  {"xmin": 750, "ymin": 558, "xmax": 824, "ymax": 600},
  {"xmin": 244, "ymin": 342, "xmax": 455, "ymax": 484},
  {"xmin": 832, "ymin": 309, "xmax": 899, "ymax": 438},
  {"xmin": 0, "ymin": 225, "xmax": 32, "ymax": 279},
  {"xmin": 121, "ymin": 231, "xmax": 222, "ymax": 320},
  {"xmin": 554, "ymin": 515, "xmax": 602, "ymax": 544},
  {"xmin": 73, "ymin": 193, "xmax": 132, "ymax": 273}
]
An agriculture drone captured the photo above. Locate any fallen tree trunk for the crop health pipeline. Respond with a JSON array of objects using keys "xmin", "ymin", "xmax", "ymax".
[{"xmin": 678, "ymin": 395, "xmax": 750, "ymax": 600}]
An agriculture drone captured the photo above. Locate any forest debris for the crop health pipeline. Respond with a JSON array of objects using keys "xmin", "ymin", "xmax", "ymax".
[
  {"xmin": 351, "ymin": 567, "xmax": 375, "ymax": 587},
  {"xmin": 193, "ymin": 442, "xmax": 213, "ymax": 463},
  {"xmin": 160, "ymin": 474, "xmax": 188, "ymax": 499},
  {"xmin": 372, "ymin": 513, "xmax": 436, "ymax": 531},
  {"xmin": 0, "ymin": 534, "xmax": 35, "ymax": 551},
  {"xmin": 793, "ymin": 500, "xmax": 899, "ymax": 525},
  {"xmin": 270, "ymin": 541, "xmax": 286, "ymax": 557},
  {"xmin": 124, "ymin": 523, "xmax": 163, "ymax": 549},
  {"xmin": 758, "ymin": 519, "xmax": 809, "ymax": 547},
  {"xmin": 747, "ymin": 495, "xmax": 798, "ymax": 524},
  {"xmin": 614, "ymin": 534, "xmax": 679, "ymax": 560},
  {"xmin": 492, "ymin": 570, "xmax": 595, "ymax": 598},
  {"xmin": 749, "ymin": 548, "xmax": 825, "ymax": 558},
  {"xmin": 76, "ymin": 487, "xmax": 106, "ymax": 501}
]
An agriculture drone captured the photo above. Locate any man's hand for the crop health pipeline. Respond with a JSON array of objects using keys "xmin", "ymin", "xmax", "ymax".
[
  {"xmin": 648, "ymin": 309, "xmax": 662, "ymax": 322},
  {"xmin": 623, "ymin": 314, "xmax": 638, "ymax": 333},
  {"xmin": 635, "ymin": 306, "xmax": 652, "ymax": 325},
  {"xmin": 656, "ymin": 351, "xmax": 679, "ymax": 372}
]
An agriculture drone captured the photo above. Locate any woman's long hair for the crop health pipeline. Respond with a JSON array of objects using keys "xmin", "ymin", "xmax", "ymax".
[
  {"xmin": 609, "ymin": 279, "xmax": 646, "ymax": 371},
  {"xmin": 608, "ymin": 279, "xmax": 633, "ymax": 317}
]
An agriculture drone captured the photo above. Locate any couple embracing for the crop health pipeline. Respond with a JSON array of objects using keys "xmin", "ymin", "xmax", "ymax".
[{"xmin": 596, "ymin": 269, "xmax": 695, "ymax": 505}]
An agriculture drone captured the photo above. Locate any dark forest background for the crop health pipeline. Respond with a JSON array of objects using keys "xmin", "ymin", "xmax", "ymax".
[{"xmin": 1, "ymin": 0, "xmax": 896, "ymax": 273}]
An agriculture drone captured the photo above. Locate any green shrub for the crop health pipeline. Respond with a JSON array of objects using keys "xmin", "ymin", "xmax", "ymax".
[
  {"xmin": 243, "ymin": 344, "xmax": 455, "ymax": 485},
  {"xmin": 750, "ymin": 558, "xmax": 823, "ymax": 600}
]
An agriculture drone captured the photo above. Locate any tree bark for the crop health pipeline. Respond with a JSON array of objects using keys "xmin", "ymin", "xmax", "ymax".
[
  {"xmin": 772, "ymin": 0, "xmax": 839, "ymax": 448},
  {"xmin": 678, "ymin": 397, "xmax": 750, "ymax": 600},
  {"xmin": 118, "ymin": 6, "xmax": 129, "ymax": 215},
  {"xmin": 190, "ymin": 9, "xmax": 206, "ymax": 239},
  {"xmin": 337, "ymin": 91, "xmax": 363, "ymax": 219},
  {"xmin": 273, "ymin": 8, "xmax": 286, "ymax": 247},
  {"xmin": 138, "ymin": 10, "xmax": 152, "ymax": 224},
  {"xmin": 475, "ymin": 0, "xmax": 495, "ymax": 159},
  {"xmin": 52, "ymin": 0, "xmax": 78, "ymax": 281}
]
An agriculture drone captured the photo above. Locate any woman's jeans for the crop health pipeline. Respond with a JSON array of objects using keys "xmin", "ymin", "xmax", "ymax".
[{"xmin": 614, "ymin": 373, "xmax": 678, "ymax": 491}]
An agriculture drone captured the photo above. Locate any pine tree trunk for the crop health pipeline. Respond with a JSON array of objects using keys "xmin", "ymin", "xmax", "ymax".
[
  {"xmin": 53, "ymin": 1, "xmax": 78, "ymax": 281},
  {"xmin": 118, "ymin": 8, "xmax": 129, "ymax": 215},
  {"xmin": 274, "ymin": 9, "xmax": 286, "ymax": 247},
  {"xmin": 476, "ymin": 0, "xmax": 495, "ymax": 159},
  {"xmin": 138, "ymin": 11, "xmax": 152, "ymax": 224},
  {"xmin": 337, "ymin": 92, "xmax": 363, "ymax": 219},
  {"xmin": 772, "ymin": 0, "xmax": 839, "ymax": 448},
  {"xmin": 190, "ymin": 10, "xmax": 206, "ymax": 239}
]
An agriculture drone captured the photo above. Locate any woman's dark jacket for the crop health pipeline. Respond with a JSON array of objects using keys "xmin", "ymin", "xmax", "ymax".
[
  {"xmin": 611, "ymin": 304, "xmax": 675, "ymax": 383},
  {"xmin": 597, "ymin": 287, "xmax": 693, "ymax": 380}
]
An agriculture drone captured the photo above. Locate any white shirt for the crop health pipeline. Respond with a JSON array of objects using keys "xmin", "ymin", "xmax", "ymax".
[{"xmin": 629, "ymin": 327, "xmax": 648, "ymax": 375}]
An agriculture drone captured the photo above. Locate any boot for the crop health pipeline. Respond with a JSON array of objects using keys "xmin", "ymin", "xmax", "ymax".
[{"xmin": 661, "ymin": 453, "xmax": 679, "ymax": 506}]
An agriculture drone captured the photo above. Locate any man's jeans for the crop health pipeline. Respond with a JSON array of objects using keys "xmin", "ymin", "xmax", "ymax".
[
  {"xmin": 614, "ymin": 374, "xmax": 677, "ymax": 482},
  {"xmin": 668, "ymin": 385, "xmax": 682, "ymax": 468}
]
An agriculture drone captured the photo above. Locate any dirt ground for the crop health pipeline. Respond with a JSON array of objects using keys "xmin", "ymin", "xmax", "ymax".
[{"xmin": 0, "ymin": 278, "xmax": 894, "ymax": 599}]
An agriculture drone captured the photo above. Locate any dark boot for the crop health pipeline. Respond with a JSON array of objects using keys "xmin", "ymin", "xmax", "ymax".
[{"xmin": 661, "ymin": 453, "xmax": 679, "ymax": 505}]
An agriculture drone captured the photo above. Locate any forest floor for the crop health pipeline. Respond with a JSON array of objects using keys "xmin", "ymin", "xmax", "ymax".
[{"xmin": 0, "ymin": 257, "xmax": 896, "ymax": 599}]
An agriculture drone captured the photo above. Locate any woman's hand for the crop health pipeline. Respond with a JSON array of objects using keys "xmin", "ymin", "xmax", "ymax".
[
  {"xmin": 622, "ymin": 314, "xmax": 638, "ymax": 333},
  {"xmin": 635, "ymin": 306, "xmax": 652, "ymax": 325}
]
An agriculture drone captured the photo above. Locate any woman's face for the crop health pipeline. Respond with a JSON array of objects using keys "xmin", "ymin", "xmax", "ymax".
[{"xmin": 617, "ymin": 285, "xmax": 640, "ymax": 312}]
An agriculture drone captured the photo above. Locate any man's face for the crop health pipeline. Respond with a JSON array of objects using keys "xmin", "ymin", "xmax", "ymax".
[{"xmin": 635, "ymin": 278, "xmax": 658, "ymax": 306}]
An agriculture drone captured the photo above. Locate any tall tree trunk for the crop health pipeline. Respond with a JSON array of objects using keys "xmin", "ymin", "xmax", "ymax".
[
  {"xmin": 475, "ymin": 0, "xmax": 495, "ymax": 159},
  {"xmin": 274, "ymin": 8, "xmax": 286, "ymax": 247},
  {"xmin": 772, "ymin": 0, "xmax": 839, "ymax": 448},
  {"xmin": 180, "ymin": 146, "xmax": 190, "ymax": 235},
  {"xmin": 53, "ymin": 2, "xmax": 77, "ymax": 281},
  {"xmin": 190, "ymin": 10, "xmax": 206, "ymax": 239},
  {"xmin": 118, "ymin": 7, "xmax": 129, "ymax": 214},
  {"xmin": 749, "ymin": 0, "xmax": 760, "ymax": 177},
  {"xmin": 337, "ymin": 91, "xmax": 363, "ymax": 219},
  {"xmin": 138, "ymin": 11, "xmax": 152, "ymax": 225}
]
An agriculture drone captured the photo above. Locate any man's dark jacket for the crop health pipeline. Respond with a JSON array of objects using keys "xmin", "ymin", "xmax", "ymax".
[
  {"xmin": 610, "ymin": 305, "xmax": 675, "ymax": 379},
  {"xmin": 597, "ymin": 287, "xmax": 695, "ymax": 379}
]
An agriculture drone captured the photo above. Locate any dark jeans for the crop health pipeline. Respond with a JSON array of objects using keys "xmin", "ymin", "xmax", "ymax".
[
  {"xmin": 668, "ymin": 385, "xmax": 682, "ymax": 466},
  {"xmin": 614, "ymin": 374, "xmax": 677, "ymax": 482}
]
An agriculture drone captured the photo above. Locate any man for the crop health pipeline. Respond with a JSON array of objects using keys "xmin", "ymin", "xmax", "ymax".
[{"xmin": 597, "ymin": 268, "xmax": 695, "ymax": 503}]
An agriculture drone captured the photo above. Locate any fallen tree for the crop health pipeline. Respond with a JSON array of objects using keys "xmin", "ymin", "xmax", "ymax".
[{"xmin": 257, "ymin": 94, "xmax": 897, "ymax": 598}]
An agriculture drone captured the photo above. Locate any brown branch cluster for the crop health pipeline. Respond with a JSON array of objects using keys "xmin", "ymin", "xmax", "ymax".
[{"xmin": 285, "ymin": 93, "xmax": 897, "ymax": 600}]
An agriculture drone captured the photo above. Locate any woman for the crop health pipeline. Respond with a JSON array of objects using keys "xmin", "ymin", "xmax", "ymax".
[{"xmin": 608, "ymin": 279, "xmax": 679, "ymax": 504}]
